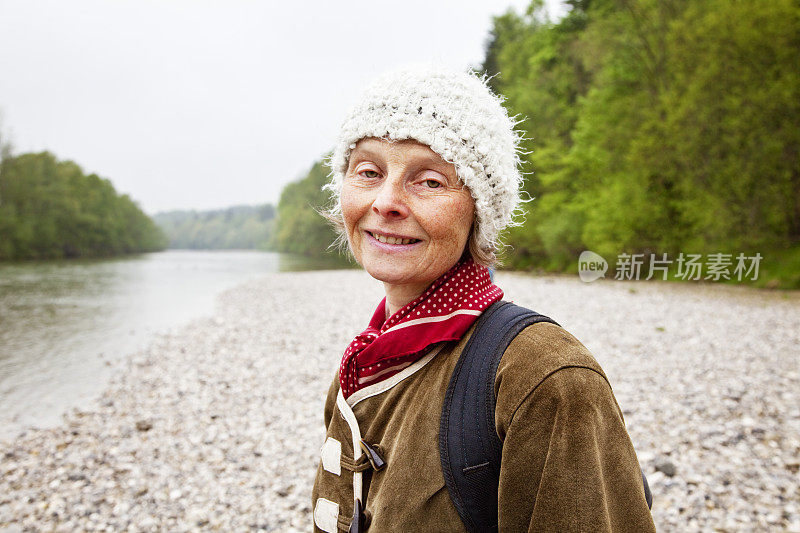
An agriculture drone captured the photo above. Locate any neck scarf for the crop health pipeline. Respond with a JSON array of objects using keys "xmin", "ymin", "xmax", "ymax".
[{"xmin": 339, "ymin": 259, "xmax": 503, "ymax": 399}]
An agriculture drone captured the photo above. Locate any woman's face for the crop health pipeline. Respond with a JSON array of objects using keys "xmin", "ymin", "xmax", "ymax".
[{"xmin": 341, "ymin": 138, "xmax": 475, "ymax": 297}]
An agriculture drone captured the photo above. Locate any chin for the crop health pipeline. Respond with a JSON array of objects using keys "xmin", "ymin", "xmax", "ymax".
[{"xmin": 364, "ymin": 266, "xmax": 407, "ymax": 285}]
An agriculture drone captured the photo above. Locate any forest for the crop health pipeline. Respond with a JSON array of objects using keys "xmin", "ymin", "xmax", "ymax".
[
  {"xmin": 273, "ymin": 0, "xmax": 800, "ymax": 287},
  {"xmin": 0, "ymin": 151, "xmax": 166, "ymax": 260},
  {"xmin": 273, "ymin": 160, "xmax": 340, "ymax": 257},
  {"xmin": 153, "ymin": 204, "xmax": 275, "ymax": 250}
]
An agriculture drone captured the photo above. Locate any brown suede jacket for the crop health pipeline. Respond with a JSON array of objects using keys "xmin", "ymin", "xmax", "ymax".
[{"xmin": 311, "ymin": 321, "xmax": 656, "ymax": 532}]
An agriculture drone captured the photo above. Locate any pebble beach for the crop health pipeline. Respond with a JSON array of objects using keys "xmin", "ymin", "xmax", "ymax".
[{"xmin": 1, "ymin": 270, "xmax": 798, "ymax": 532}]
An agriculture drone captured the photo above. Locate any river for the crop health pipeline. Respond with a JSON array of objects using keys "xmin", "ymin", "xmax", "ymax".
[{"xmin": 0, "ymin": 250, "xmax": 349, "ymax": 439}]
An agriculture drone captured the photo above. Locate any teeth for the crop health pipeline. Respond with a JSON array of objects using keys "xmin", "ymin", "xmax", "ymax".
[{"xmin": 371, "ymin": 232, "xmax": 417, "ymax": 245}]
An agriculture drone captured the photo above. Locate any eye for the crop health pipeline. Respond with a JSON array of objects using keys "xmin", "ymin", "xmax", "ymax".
[
  {"xmin": 424, "ymin": 179, "xmax": 442, "ymax": 188},
  {"xmin": 361, "ymin": 169, "xmax": 380, "ymax": 179}
]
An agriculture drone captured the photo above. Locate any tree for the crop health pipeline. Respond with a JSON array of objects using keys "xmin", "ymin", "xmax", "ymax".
[
  {"xmin": 0, "ymin": 151, "xmax": 166, "ymax": 260},
  {"xmin": 484, "ymin": 0, "xmax": 799, "ymax": 280},
  {"xmin": 152, "ymin": 204, "xmax": 276, "ymax": 250},
  {"xmin": 274, "ymin": 159, "xmax": 340, "ymax": 257}
]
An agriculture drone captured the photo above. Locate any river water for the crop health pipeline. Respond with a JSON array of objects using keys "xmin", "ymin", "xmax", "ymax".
[{"xmin": 0, "ymin": 250, "xmax": 349, "ymax": 439}]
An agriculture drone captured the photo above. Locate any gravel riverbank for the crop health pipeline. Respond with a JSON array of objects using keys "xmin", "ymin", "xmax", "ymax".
[{"xmin": 1, "ymin": 270, "xmax": 798, "ymax": 531}]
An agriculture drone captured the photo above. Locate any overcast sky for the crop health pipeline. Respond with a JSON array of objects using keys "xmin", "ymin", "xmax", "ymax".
[{"xmin": 0, "ymin": 0, "xmax": 567, "ymax": 214}]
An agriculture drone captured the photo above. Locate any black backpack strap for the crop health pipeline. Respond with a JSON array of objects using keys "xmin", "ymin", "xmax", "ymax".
[
  {"xmin": 642, "ymin": 467, "xmax": 653, "ymax": 510},
  {"xmin": 439, "ymin": 301, "xmax": 558, "ymax": 533}
]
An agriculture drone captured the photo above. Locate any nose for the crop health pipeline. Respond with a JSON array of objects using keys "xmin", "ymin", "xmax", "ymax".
[{"xmin": 371, "ymin": 176, "xmax": 410, "ymax": 220}]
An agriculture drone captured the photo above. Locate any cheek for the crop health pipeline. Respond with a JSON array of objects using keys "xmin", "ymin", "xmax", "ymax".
[
  {"xmin": 427, "ymin": 196, "xmax": 475, "ymax": 249},
  {"xmin": 457, "ymin": 200, "xmax": 475, "ymax": 241},
  {"xmin": 450, "ymin": 195, "xmax": 475, "ymax": 243},
  {"xmin": 340, "ymin": 188, "xmax": 365, "ymax": 233}
]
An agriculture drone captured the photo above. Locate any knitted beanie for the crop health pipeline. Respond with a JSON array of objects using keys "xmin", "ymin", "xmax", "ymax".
[{"xmin": 327, "ymin": 63, "xmax": 523, "ymax": 257}]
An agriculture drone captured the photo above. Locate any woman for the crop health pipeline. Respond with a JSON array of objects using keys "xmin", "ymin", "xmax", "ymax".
[{"xmin": 312, "ymin": 64, "xmax": 655, "ymax": 532}]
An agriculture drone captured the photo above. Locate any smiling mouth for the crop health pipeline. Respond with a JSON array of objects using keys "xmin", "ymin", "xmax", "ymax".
[{"xmin": 368, "ymin": 231, "xmax": 420, "ymax": 245}]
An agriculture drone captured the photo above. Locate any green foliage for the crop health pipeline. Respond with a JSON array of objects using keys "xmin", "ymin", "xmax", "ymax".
[
  {"xmin": 0, "ymin": 151, "xmax": 166, "ymax": 260},
  {"xmin": 489, "ymin": 0, "xmax": 800, "ymax": 287},
  {"xmin": 274, "ymin": 159, "xmax": 341, "ymax": 257},
  {"xmin": 153, "ymin": 204, "xmax": 275, "ymax": 250},
  {"xmin": 655, "ymin": 0, "xmax": 800, "ymax": 252}
]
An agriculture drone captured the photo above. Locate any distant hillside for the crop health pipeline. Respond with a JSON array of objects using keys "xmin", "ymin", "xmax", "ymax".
[{"xmin": 153, "ymin": 204, "xmax": 275, "ymax": 250}]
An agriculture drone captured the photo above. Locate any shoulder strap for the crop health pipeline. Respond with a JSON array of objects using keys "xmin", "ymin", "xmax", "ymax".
[
  {"xmin": 439, "ymin": 300, "xmax": 557, "ymax": 533},
  {"xmin": 439, "ymin": 301, "xmax": 653, "ymax": 533}
]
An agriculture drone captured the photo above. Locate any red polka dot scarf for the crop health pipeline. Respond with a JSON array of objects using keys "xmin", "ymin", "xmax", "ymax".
[{"xmin": 339, "ymin": 259, "xmax": 503, "ymax": 399}]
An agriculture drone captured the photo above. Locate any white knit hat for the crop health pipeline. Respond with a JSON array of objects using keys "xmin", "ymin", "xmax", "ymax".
[{"xmin": 327, "ymin": 63, "xmax": 523, "ymax": 259}]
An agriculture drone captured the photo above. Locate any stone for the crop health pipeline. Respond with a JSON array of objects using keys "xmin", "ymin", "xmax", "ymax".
[
  {"xmin": 134, "ymin": 420, "xmax": 152, "ymax": 432},
  {"xmin": 655, "ymin": 460, "xmax": 677, "ymax": 478}
]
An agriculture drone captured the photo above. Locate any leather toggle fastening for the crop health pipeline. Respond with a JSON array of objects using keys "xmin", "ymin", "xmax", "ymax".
[
  {"xmin": 340, "ymin": 454, "xmax": 372, "ymax": 473},
  {"xmin": 359, "ymin": 440, "xmax": 386, "ymax": 471},
  {"xmin": 349, "ymin": 498, "xmax": 365, "ymax": 533}
]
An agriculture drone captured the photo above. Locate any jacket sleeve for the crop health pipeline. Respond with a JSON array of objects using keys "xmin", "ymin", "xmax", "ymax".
[
  {"xmin": 322, "ymin": 372, "xmax": 340, "ymax": 428},
  {"xmin": 494, "ymin": 326, "xmax": 655, "ymax": 532}
]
